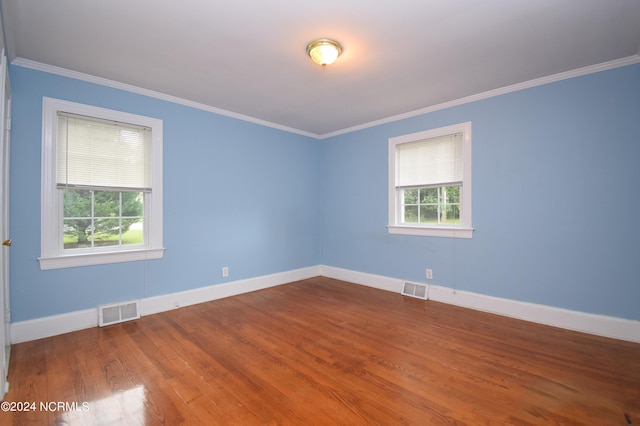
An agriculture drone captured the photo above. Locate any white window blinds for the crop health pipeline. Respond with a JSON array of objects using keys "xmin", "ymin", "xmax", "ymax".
[
  {"xmin": 56, "ymin": 112, "xmax": 152, "ymax": 191},
  {"xmin": 396, "ymin": 133, "xmax": 463, "ymax": 188}
]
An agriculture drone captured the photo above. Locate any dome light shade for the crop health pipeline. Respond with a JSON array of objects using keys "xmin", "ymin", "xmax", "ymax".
[{"xmin": 306, "ymin": 39, "xmax": 342, "ymax": 66}]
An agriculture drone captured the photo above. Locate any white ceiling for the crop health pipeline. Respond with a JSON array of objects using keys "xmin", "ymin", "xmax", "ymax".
[{"xmin": 2, "ymin": 1, "xmax": 640, "ymax": 137}]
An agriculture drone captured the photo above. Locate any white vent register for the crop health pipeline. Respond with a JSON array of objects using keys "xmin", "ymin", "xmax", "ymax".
[
  {"xmin": 401, "ymin": 281, "xmax": 429, "ymax": 300},
  {"xmin": 98, "ymin": 300, "xmax": 140, "ymax": 326}
]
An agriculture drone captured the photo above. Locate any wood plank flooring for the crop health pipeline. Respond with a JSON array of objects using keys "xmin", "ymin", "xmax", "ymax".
[{"xmin": 2, "ymin": 276, "xmax": 639, "ymax": 425}]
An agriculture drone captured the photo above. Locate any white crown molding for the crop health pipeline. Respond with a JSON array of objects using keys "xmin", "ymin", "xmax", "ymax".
[
  {"xmin": 10, "ymin": 57, "xmax": 318, "ymax": 139},
  {"xmin": 320, "ymin": 55, "xmax": 640, "ymax": 139},
  {"xmin": 319, "ymin": 265, "xmax": 640, "ymax": 343},
  {"xmin": 11, "ymin": 55, "xmax": 640, "ymax": 140}
]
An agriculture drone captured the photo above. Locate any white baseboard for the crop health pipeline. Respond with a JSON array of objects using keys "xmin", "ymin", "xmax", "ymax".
[
  {"xmin": 11, "ymin": 264, "xmax": 639, "ymax": 344},
  {"xmin": 319, "ymin": 265, "xmax": 640, "ymax": 343},
  {"xmin": 139, "ymin": 265, "xmax": 320, "ymax": 317},
  {"xmin": 10, "ymin": 308, "xmax": 96, "ymax": 344},
  {"xmin": 10, "ymin": 266, "xmax": 320, "ymax": 344}
]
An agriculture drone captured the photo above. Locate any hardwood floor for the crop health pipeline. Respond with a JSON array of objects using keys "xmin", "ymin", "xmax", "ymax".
[{"xmin": 3, "ymin": 276, "xmax": 639, "ymax": 425}]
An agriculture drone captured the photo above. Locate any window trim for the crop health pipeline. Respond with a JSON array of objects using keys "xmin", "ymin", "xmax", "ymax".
[
  {"xmin": 388, "ymin": 122, "xmax": 473, "ymax": 239},
  {"xmin": 39, "ymin": 97, "xmax": 164, "ymax": 270}
]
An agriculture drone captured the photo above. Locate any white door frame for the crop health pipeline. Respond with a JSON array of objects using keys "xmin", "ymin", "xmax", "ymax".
[{"xmin": 0, "ymin": 47, "xmax": 12, "ymax": 398}]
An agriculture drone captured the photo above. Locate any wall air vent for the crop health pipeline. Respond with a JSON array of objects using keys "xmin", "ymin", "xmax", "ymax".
[
  {"xmin": 401, "ymin": 281, "xmax": 429, "ymax": 300},
  {"xmin": 98, "ymin": 300, "xmax": 140, "ymax": 327}
]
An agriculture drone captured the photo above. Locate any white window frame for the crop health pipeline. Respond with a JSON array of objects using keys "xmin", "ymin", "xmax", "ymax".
[
  {"xmin": 388, "ymin": 122, "xmax": 473, "ymax": 238},
  {"xmin": 39, "ymin": 97, "xmax": 164, "ymax": 270}
]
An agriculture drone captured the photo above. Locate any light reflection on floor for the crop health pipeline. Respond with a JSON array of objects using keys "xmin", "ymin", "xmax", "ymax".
[{"xmin": 58, "ymin": 385, "xmax": 146, "ymax": 425}]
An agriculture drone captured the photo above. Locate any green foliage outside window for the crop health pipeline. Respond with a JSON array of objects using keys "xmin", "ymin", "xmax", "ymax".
[
  {"xmin": 403, "ymin": 186, "xmax": 460, "ymax": 224},
  {"xmin": 63, "ymin": 189, "xmax": 144, "ymax": 249}
]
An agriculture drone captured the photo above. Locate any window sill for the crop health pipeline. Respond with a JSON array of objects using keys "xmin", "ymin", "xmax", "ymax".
[
  {"xmin": 387, "ymin": 225, "xmax": 474, "ymax": 239},
  {"xmin": 38, "ymin": 248, "xmax": 165, "ymax": 270}
]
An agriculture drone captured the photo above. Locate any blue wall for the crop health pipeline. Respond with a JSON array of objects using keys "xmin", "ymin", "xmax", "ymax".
[
  {"xmin": 9, "ymin": 66, "xmax": 321, "ymax": 322},
  {"xmin": 320, "ymin": 63, "xmax": 640, "ymax": 321},
  {"xmin": 8, "ymin": 62, "xmax": 640, "ymax": 323}
]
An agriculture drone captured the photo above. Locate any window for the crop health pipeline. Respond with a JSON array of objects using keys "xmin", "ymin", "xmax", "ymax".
[
  {"xmin": 388, "ymin": 122, "xmax": 473, "ymax": 238},
  {"xmin": 40, "ymin": 98, "xmax": 164, "ymax": 269}
]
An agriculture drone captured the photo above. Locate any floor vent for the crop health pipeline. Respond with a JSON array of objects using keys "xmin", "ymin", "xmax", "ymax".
[
  {"xmin": 98, "ymin": 300, "xmax": 140, "ymax": 327},
  {"xmin": 401, "ymin": 281, "xmax": 429, "ymax": 300}
]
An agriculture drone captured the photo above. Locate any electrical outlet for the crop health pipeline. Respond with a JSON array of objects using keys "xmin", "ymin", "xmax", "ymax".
[
  {"xmin": 426, "ymin": 268, "xmax": 433, "ymax": 280},
  {"xmin": 222, "ymin": 267, "xmax": 229, "ymax": 278}
]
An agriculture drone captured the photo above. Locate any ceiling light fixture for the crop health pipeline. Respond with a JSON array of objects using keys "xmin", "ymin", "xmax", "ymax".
[{"xmin": 306, "ymin": 38, "xmax": 342, "ymax": 66}]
